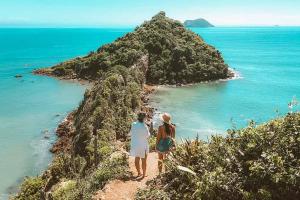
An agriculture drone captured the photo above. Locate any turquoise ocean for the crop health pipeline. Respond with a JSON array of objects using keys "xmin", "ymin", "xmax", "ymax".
[
  {"xmin": 0, "ymin": 27, "xmax": 299, "ymax": 198},
  {"xmin": 0, "ymin": 28, "xmax": 131, "ymax": 199}
]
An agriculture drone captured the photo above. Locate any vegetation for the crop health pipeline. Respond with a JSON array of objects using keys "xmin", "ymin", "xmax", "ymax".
[
  {"xmin": 13, "ymin": 177, "xmax": 45, "ymax": 200},
  {"xmin": 14, "ymin": 12, "xmax": 232, "ymax": 199},
  {"xmin": 13, "ymin": 140, "xmax": 131, "ymax": 200},
  {"xmin": 41, "ymin": 11, "xmax": 231, "ymax": 84},
  {"xmin": 136, "ymin": 113, "xmax": 300, "ymax": 200}
]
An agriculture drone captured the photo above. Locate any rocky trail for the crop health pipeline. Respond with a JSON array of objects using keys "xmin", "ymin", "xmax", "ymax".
[{"xmin": 93, "ymin": 152, "xmax": 158, "ymax": 200}]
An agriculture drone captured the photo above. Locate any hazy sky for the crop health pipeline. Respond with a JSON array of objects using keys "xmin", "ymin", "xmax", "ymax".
[{"xmin": 0, "ymin": 0, "xmax": 299, "ymax": 27}]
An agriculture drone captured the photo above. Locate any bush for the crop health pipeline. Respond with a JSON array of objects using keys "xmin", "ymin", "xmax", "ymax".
[
  {"xmin": 149, "ymin": 135, "xmax": 157, "ymax": 152},
  {"xmin": 12, "ymin": 177, "xmax": 45, "ymax": 200},
  {"xmin": 136, "ymin": 188, "xmax": 170, "ymax": 200},
  {"xmin": 52, "ymin": 180, "xmax": 77, "ymax": 200},
  {"xmin": 90, "ymin": 152, "xmax": 131, "ymax": 191}
]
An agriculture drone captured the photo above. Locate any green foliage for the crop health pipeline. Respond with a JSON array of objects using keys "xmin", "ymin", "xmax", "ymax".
[
  {"xmin": 136, "ymin": 188, "xmax": 170, "ymax": 200},
  {"xmin": 90, "ymin": 153, "xmax": 131, "ymax": 191},
  {"xmin": 52, "ymin": 180, "xmax": 77, "ymax": 200},
  {"xmin": 149, "ymin": 135, "xmax": 157, "ymax": 152},
  {"xmin": 138, "ymin": 113, "xmax": 300, "ymax": 200},
  {"xmin": 12, "ymin": 177, "xmax": 45, "ymax": 200},
  {"xmin": 68, "ymin": 51, "xmax": 146, "ymax": 167},
  {"xmin": 47, "ymin": 12, "xmax": 230, "ymax": 84}
]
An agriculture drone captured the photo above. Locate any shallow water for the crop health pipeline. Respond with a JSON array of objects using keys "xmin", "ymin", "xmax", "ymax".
[
  {"xmin": 0, "ymin": 28, "xmax": 131, "ymax": 199},
  {"xmin": 151, "ymin": 27, "xmax": 300, "ymax": 140}
]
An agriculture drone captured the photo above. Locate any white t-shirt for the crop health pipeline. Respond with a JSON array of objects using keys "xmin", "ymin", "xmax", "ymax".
[{"xmin": 129, "ymin": 121, "xmax": 150, "ymax": 158}]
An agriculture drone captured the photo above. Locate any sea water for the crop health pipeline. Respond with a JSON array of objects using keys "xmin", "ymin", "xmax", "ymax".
[
  {"xmin": 0, "ymin": 28, "xmax": 131, "ymax": 199},
  {"xmin": 151, "ymin": 27, "xmax": 300, "ymax": 140}
]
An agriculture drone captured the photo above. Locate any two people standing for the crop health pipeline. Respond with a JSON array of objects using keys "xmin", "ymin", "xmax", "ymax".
[{"xmin": 129, "ymin": 112, "xmax": 175, "ymax": 178}]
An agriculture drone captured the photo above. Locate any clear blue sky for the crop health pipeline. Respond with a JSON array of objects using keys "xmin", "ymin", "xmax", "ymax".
[{"xmin": 0, "ymin": 0, "xmax": 299, "ymax": 27}]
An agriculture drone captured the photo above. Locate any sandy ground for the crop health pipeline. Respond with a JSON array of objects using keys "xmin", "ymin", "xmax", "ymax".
[{"xmin": 93, "ymin": 152, "xmax": 158, "ymax": 200}]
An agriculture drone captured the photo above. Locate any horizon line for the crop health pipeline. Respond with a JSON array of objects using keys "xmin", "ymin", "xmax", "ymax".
[{"xmin": 1, "ymin": 24, "xmax": 300, "ymax": 29}]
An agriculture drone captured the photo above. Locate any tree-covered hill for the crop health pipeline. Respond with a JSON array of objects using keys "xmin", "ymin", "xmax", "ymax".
[{"xmin": 36, "ymin": 11, "xmax": 231, "ymax": 85}]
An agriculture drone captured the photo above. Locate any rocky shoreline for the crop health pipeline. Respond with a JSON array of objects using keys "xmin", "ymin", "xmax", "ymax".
[
  {"xmin": 50, "ymin": 111, "xmax": 76, "ymax": 154},
  {"xmin": 33, "ymin": 68, "xmax": 92, "ymax": 86},
  {"xmin": 50, "ymin": 84, "xmax": 157, "ymax": 154}
]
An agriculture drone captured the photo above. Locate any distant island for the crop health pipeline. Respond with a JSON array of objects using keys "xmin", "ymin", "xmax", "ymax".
[{"xmin": 184, "ymin": 18, "xmax": 214, "ymax": 28}]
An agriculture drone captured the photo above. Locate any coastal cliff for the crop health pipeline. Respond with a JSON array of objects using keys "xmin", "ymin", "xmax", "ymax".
[{"xmin": 14, "ymin": 12, "xmax": 232, "ymax": 200}]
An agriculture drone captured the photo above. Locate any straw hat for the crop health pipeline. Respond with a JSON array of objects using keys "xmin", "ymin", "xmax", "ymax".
[{"xmin": 160, "ymin": 113, "xmax": 171, "ymax": 124}]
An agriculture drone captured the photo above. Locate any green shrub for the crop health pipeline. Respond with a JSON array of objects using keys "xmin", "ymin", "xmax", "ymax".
[
  {"xmin": 52, "ymin": 66, "xmax": 66, "ymax": 76},
  {"xmin": 149, "ymin": 135, "xmax": 157, "ymax": 152},
  {"xmin": 12, "ymin": 176, "xmax": 45, "ymax": 200},
  {"xmin": 90, "ymin": 152, "xmax": 131, "ymax": 191},
  {"xmin": 52, "ymin": 180, "xmax": 77, "ymax": 200},
  {"xmin": 136, "ymin": 188, "xmax": 170, "ymax": 200}
]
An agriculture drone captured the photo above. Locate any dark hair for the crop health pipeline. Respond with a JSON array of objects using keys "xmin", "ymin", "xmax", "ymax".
[
  {"xmin": 164, "ymin": 122, "xmax": 171, "ymax": 136},
  {"xmin": 137, "ymin": 112, "xmax": 146, "ymax": 123}
]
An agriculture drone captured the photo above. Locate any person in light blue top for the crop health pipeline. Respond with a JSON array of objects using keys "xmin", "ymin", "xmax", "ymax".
[{"xmin": 130, "ymin": 112, "xmax": 150, "ymax": 178}]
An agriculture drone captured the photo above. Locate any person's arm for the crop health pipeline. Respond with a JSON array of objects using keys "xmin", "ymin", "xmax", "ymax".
[
  {"xmin": 145, "ymin": 124, "xmax": 150, "ymax": 138},
  {"xmin": 172, "ymin": 125, "xmax": 176, "ymax": 138},
  {"xmin": 156, "ymin": 126, "xmax": 162, "ymax": 146}
]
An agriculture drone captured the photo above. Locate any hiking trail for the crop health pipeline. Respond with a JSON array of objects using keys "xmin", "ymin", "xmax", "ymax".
[{"xmin": 93, "ymin": 152, "xmax": 158, "ymax": 200}]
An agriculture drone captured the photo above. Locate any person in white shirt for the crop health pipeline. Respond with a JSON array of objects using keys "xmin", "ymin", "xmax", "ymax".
[{"xmin": 129, "ymin": 112, "xmax": 150, "ymax": 178}]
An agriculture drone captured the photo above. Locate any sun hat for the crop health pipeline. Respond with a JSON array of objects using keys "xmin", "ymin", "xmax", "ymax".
[{"xmin": 160, "ymin": 113, "xmax": 171, "ymax": 124}]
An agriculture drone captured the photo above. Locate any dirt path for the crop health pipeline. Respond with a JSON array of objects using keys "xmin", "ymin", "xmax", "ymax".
[{"xmin": 93, "ymin": 152, "xmax": 158, "ymax": 200}]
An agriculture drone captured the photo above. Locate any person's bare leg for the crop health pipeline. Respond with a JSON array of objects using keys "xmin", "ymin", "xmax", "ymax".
[
  {"xmin": 158, "ymin": 153, "xmax": 164, "ymax": 173},
  {"xmin": 141, "ymin": 153, "xmax": 148, "ymax": 177},
  {"xmin": 135, "ymin": 157, "xmax": 141, "ymax": 176}
]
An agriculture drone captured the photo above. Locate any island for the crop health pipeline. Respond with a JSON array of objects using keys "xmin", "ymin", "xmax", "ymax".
[{"xmin": 184, "ymin": 18, "xmax": 214, "ymax": 28}]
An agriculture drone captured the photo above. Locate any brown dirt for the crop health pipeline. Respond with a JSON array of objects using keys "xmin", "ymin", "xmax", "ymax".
[{"xmin": 93, "ymin": 152, "xmax": 158, "ymax": 200}]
